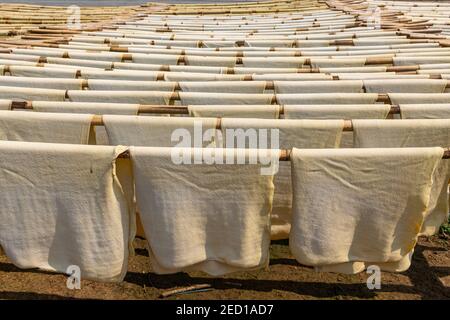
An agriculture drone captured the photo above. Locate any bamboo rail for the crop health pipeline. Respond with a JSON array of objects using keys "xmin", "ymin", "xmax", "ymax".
[
  {"xmin": 4, "ymin": 99, "xmax": 418, "ymax": 133},
  {"xmin": 115, "ymin": 147, "xmax": 450, "ymax": 160},
  {"xmin": 8, "ymin": 91, "xmax": 396, "ymax": 107},
  {"xmin": 0, "ymin": 74, "xmax": 446, "ymax": 90},
  {"xmin": 0, "ymin": 62, "xmax": 428, "ymax": 75}
]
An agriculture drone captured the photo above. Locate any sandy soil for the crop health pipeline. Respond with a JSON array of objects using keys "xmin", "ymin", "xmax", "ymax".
[{"xmin": 0, "ymin": 235, "xmax": 448, "ymax": 300}]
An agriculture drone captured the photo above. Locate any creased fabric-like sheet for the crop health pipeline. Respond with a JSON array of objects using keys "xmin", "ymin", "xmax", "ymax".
[
  {"xmin": 363, "ymin": 79, "xmax": 447, "ymax": 93},
  {"xmin": 87, "ymin": 80, "xmax": 176, "ymax": 92},
  {"xmin": 336, "ymin": 73, "xmax": 430, "ymax": 80},
  {"xmin": 32, "ymin": 101, "xmax": 139, "ymax": 115},
  {"xmin": 0, "ymin": 111, "xmax": 93, "ymax": 144},
  {"xmin": 202, "ymin": 40, "xmax": 238, "ymax": 48},
  {"xmin": 185, "ymin": 55, "xmax": 236, "ymax": 67},
  {"xmin": 46, "ymin": 57, "xmax": 113, "ymax": 69},
  {"xmin": 290, "ymin": 147, "xmax": 444, "ymax": 274},
  {"xmin": 0, "ymin": 59, "xmax": 36, "ymax": 67},
  {"xmin": 400, "ymin": 104, "xmax": 450, "ymax": 119},
  {"xmin": 0, "ymin": 141, "xmax": 131, "ymax": 281},
  {"xmin": 0, "ymin": 76, "xmax": 82, "ymax": 90},
  {"xmin": 33, "ymin": 101, "xmax": 140, "ymax": 145},
  {"xmin": 188, "ymin": 105, "xmax": 279, "ymax": 119},
  {"xmin": 0, "ymin": 86, "xmax": 66, "ymax": 101},
  {"xmin": 284, "ymin": 104, "xmax": 390, "ymax": 120},
  {"xmin": 168, "ymin": 65, "xmax": 226, "ymax": 74},
  {"xmin": 131, "ymin": 147, "xmax": 276, "ymax": 276},
  {"xmin": 132, "ymin": 53, "xmax": 180, "ymax": 65},
  {"xmin": 418, "ymin": 69, "xmax": 450, "ymax": 76},
  {"xmin": 233, "ymin": 67, "xmax": 298, "ymax": 75},
  {"xmin": 284, "ymin": 102, "xmax": 386, "ymax": 149},
  {"xmin": 245, "ymin": 40, "xmax": 295, "ymax": 47},
  {"xmin": 420, "ymin": 63, "xmax": 450, "ymax": 70},
  {"xmin": 104, "ymin": 115, "xmax": 217, "ymax": 147},
  {"xmin": 221, "ymin": 119, "xmax": 343, "ymax": 240},
  {"xmin": 253, "ymin": 74, "xmax": 333, "ymax": 81},
  {"xmin": 311, "ymin": 58, "xmax": 366, "ymax": 68},
  {"xmin": 179, "ymin": 92, "xmax": 274, "ymax": 105},
  {"xmin": 67, "ymin": 90, "xmax": 172, "ymax": 105},
  {"xmin": 0, "ymin": 99, "xmax": 11, "ymax": 110},
  {"xmin": 389, "ymin": 93, "xmax": 450, "ymax": 104},
  {"xmin": 0, "ymin": 53, "xmax": 40, "ymax": 62},
  {"xmin": 274, "ymin": 80, "xmax": 363, "ymax": 94},
  {"xmin": 80, "ymin": 69, "xmax": 159, "ymax": 81},
  {"xmin": 179, "ymin": 81, "xmax": 267, "ymax": 94},
  {"xmin": 242, "ymin": 57, "xmax": 304, "ymax": 68},
  {"xmin": 354, "ymin": 39, "xmax": 409, "ymax": 46},
  {"xmin": 353, "ymin": 119, "xmax": 450, "ymax": 236},
  {"xmin": 165, "ymin": 72, "xmax": 243, "ymax": 82},
  {"xmin": 66, "ymin": 51, "xmax": 122, "ymax": 62},
  {"xmin": 320, "ymin": 66, "xmax": 387, "ymax": 74},
  {"xmin": 277, "ymin": 93, "xmax": 378, "ymax": 105},
  {"xmin": 5, "ymin": 66, "xmax": 66, "ymax": 79},
  {"xmin": 394, "ymin": 56, "xmax": 450, "ymax": 66}
]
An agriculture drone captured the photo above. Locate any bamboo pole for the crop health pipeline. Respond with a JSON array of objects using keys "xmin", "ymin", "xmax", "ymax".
[
  {"xmin": 0, "ymin": 61, "xmax": 426, "ymax": 76},
  {"xmin": 9, "ymin": 101, "xmax": 404, "ymax": 116},
  {"xmin": 116, "ymin": 147, "xmax": 450, "ymax": 160}
]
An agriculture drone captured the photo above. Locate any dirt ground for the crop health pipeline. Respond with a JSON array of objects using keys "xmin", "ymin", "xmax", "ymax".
[{"xmin": 0, "ymin": 236, "xmax": 448, "ymax": 300}]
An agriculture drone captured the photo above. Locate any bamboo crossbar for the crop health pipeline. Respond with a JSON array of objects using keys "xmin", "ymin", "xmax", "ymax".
[
  {"xmin": 19, "ymin": 33, "xmax": 441, "ymax": 45},
  {"xmin": 170, "ymin": 81, "xmax": 450, "ymax": 92},
  {"xmin": 159, "ymin": 91, "xmax": 396, "ymax": 104},
  {"xmin": 0, "ymin": 78, "xmax": 445, "ymax": 91},
  {"xmin": 10, "ymin": 100, "xmax": 402, "ymax": 116},
  {"xmin": 2, "ymin": 90, "xmax": 393, "ymax": 105},
  {"xmin": 88, "ymin": 114, "xmax": 356, "ymax": 131},
  {"xmin": 0, "ymin": 62, "xmax": 426, "ymax": 75},
  {"xmin": 115, "ymin": 148, "xmax": 450, "ymax": 160},
  {"xmin": 0, "ymin": 53, "xmax": 434, "ymax": 68},
  {"xmin": 5, "ymin": 45, "xmax": 450, "ymax": 59}
]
